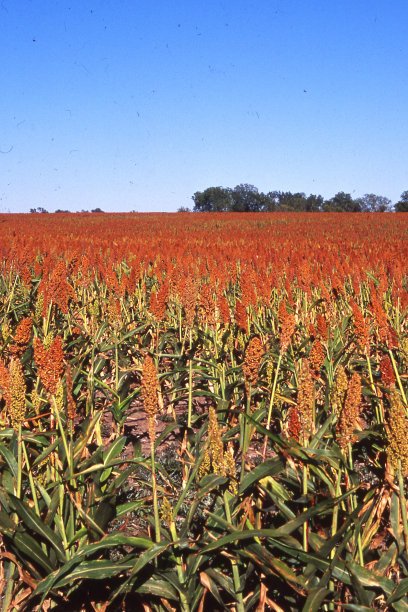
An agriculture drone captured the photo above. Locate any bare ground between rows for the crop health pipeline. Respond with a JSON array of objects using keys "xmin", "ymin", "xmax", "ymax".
[
  {"xmin": 99, "ymin": 396, "xmax": 209, "ymax": 458},
  {"xmin": 97, "ymin": 395, "xmax": 275, "ymax": 463}
]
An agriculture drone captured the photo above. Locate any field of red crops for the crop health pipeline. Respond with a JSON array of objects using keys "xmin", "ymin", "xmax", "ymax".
[{"xmin": 1, "ymin": 212, "xmax": 408, "ymax": 611}]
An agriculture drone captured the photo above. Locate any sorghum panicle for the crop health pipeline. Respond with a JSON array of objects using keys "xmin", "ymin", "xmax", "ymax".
[
  {"xmin": 336, "ymin": 372, "xmax": 362, "ymax": 449},
  {"xmin": 199, "ymin": 406, "xmax": 238, "ymax": 492},
  {"xmin": 350, "ymin": 300, "xmax": 369, "ymax": 352},
  {"xmin": 34, "ymin": 292, "xmax": 44, "ymax": 326},
  {"xmin": 234, "ymin": 298, "xmax": 248, "ymax": 334},
  {"xmin": 160, "ymin": 496, "xmax": 173, "ymax": 525},
  {"xmin": 183, "ymin": 276, "xmax": 197, "ymax": 328},
  {"xmin": 370, "ymin": 285, "xmax": 389, "ymax": 345},
  {"xmin": 149, "ymin": 281, "xmax": 169, "ymax": 322},
  {"xmin": 9, "ymin": 359, "xmax": 27, "ymax": 430},
  {"xmin": 330, "ymin": 365, "xmax": 348, "ymax": 417},
  {"xmin": 297, "ymin": 360, "xmax": 314, "ymax": 441},
  {"xmin": 0, "ymin": 358, "xmax": 10, "ymax": 407},
  {"xmin": 279, "ymin": 300, "xmax": 295, "ymax": 355},
  {"xmin": 316, "ymin": 312, "xmax": 328, "ymax": 340},
  {"xmin": 380, "ymin": 354, "xmax": 396, "ymax": 387},
  {"xmin": 309, "ymin": 339, "xmax": 325, "ymax": 376},
  {"xmin": 218, "ymin": 295, "xmax": 231, "ymax": 326},
  {"xmin": 33, "ymin": 335, "xmax": 64, "ymax": 394},
  {"xmin": 208, "ymin": 406, "xmax": 225, "ymax": 476},
  {"xmin": 10, "ymin": 318, "xmax": 33, "ymax": 357},
  {"xmin": 386, "ymin": 385, "xmax": 408, "ymax": 475},
  {"xmin": 286, "ymin": 406, "xmax": 301, "ymax": 443},
  {"xmin": 65, "ymin": 363, "xmax": 76, "ymax": 421},
  {"xmin": 242, "ymin": 336, "xmax": 263, "ymax": 391},
  {"xmin": 141, "ymin": 355, "xmax": 159, "ymax": 442},
  {"xmin": 108, "ymin": 293, "xmax": 122, "ymax": 330}
]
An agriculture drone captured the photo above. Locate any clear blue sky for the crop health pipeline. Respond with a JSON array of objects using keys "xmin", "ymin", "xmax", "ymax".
[{"xmin": 1, "ymin": 0, "xmax": 407, "ymax": 213}]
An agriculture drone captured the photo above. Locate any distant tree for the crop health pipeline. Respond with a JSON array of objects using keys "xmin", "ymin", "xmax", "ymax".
[
  {"xmin": 177, "ymin": 206, "xmax": 191, "ymax": 212},
  {"xmin": 305, "ymin": 194, "xmax": 324, "ymax": 212},
  {"xmin": 29, "ymin": 206, "xmax": 48, "ymax": 213},
  {"xmin": 263, "ymin": 191, "xmax": 281, "ymax": 211},
  {"xmin": 261, "ymin": 191, "xmax": 323, "ymax": 212},
  {"xmin": 323, "ymin": 192, "xmax": 361, "ymax": 212},
  {"xmin": 274, "ymin": 191, "xmax": 307, "ymax": 211},
  {"xmin": 231, "ymin": 184, "xmax": 265, "ymax": 212},
  {"xmin": 192, "ymin": 187, "xmax": 232, "ymax": 212},
  {"xmin": 395, "ymin": 191, "xmax": 408, "ymax": 212},
  {"xmin": 356, "ymin": 194, "xmax": 392, "ymax": 212},
  {"xmin": 55, "ymin": 209, "xmax": 71, "ymax": 213},
  {"xmin": 91, "ymin": 208, "xmax": 104, "ymax": 213}
]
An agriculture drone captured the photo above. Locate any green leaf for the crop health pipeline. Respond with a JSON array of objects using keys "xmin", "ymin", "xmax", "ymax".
[
  {"xmin": 33, "ymin": 534, "xmax": 154, "ymax": 598},
  {"xmin": 387, "ymin": 577, "xmax": 408, "ymax": 605},
  {"xmin": 102, "ymin": 436, "xmax": 127, "ymax": 466},
  {"xmin": 347, "ymin": 561, "xmax": 400, "ymax": 597},
  {"xmin": 115, "ymin": 500, "xmax": 147, "ymax": 518},
  {"xmin": 341, "ymin": 605, "xmax": 376, "ymax": 611},
  {"xmin": 0, "ymin": 509, "xmax": 17, "ymax": 531},
  {"xmin": 199, "ymin": 571, "xmax": 225, "ymax": 606},
  {"xmin": 52, "ymin": 559, "xmax": 135, "ymax": 587},
  {"xmin": 13, "ymin": 532, "xmax": 56, "ymax": 574},
  {"xmin": 302, "ymin": 587, "xmax": 332, "ymax": 611},
  {"xmin": 0, "ymin": 443, "xmax": 18, "ymax": 482},
  {"xmin": 8, "ymin": 494, "xmax": 66, "ymax": 562},
  {"xmin": 128, "ymin": 541, "xmax": 172, "ymax": 577},
  {"xmin": 133, "ymin": 577, "xmax": 179, "ymax": 600},
  {"xmin": 239, "ymin": 457, "xmax": 285, "ymax": 493}
]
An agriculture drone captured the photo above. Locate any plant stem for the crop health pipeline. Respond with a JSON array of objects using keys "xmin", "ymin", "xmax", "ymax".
[
  {"xmin": 187, "ymin": 328, "xmax": 193, "ymax": 431},
  {"xmin": 150, "ymin": 435, "xmax": 161, "ymax": 543},
  {"xmin": 348, "ymin": 443, "xmax": 364, "ymax": 566},
  {"xmin": 169, "ymin": 521, "xmax": 190, "ymax": 612},
  {"xmin": 302, "ymin": 462, "xmax": 308, "ymax": 552},
  {"xmin": 263, "ymin": 353, "xmax": 282, "ymax": 458},
  {"xmin": 16, "ymin": 424, "xmax": 22, "ymax": 499},
  {"xmin": 398, "ymin": 461, "xmax": 408, "ymax": 554},
  {"xmin": 224, "ymin": 491, "xmax": 245, "ymax": 612}
]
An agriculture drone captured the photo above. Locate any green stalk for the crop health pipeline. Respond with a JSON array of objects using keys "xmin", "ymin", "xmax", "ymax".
[
  {"xmin": 2, "ymin": 561, "xmax": 16, "ymax": 612},
  {"xmin": 169, "ymin": 521, "xmax": 190, "ymax": 612},
  {"xmin": 52, "ymin": 396, "xmax": 73, "ymax": 479},
  {"xmin": 150, "ymin": 435, "xmax": 161, "ymax": 543},
  {"xmin": 223, "ymin": 491, "xmax": 245, "ymax": 612},
  {"xmin": 263, "ymin": 353, "xmax": 282, "ymax": 458},
  {"xmin": 348, "ymin": 443, "xmax": 364, "ymax": 566},
  {"xmin": 389, "ymin": 351, "xmax": 408, "ymax": 414},
  {"xmin": 302, "ymin": 463, "xmax": 308, "ymax": 552},
  {"xmin": 21, "ymin": 440, "xmax": 41, "ymax": 518},
  {"xmin": 329, "ymin": 467, "xmax": 342, "ymax": 609},
  {"xmin": 16, "ymin": 424, "xmax": 22, "ymax": 499},
  {"xmin": 365, "ymin": 349, "xmax": 382, "ymax": 423},
  {"xmin": 187, "ymin": 328, "xmax": 193, "ymax": 431},
  {"xmin": 240, "ymin": 384, "xmax": 252, "ymax": 484},
  {"xmin": 397, "ymin": 460, "xmax": 408, "ymax": 554},
  {"xmin": 115, "ymin": 338, "xmax": 119, "ymax": 392}
]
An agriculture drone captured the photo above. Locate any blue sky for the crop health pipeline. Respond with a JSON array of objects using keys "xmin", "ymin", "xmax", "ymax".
[{"xmin": 1, "ymin": 0, "xmax": 407, "ymax": 213}]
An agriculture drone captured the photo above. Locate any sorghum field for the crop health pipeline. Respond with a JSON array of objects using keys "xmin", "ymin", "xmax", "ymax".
[{"xmin": 2, "ymin": 212, "xmax": 408, "ymax": 611}]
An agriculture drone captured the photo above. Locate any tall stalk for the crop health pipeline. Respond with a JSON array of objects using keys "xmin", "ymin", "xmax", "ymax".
[{"xmin": 263, "ymin": 353, "xmax": 281, "ymax": 458}]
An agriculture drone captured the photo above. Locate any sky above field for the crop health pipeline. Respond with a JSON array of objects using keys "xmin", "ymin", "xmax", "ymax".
[{"xmin": 1, "ymin": 1, "xmax": 408, "ymax": 213}]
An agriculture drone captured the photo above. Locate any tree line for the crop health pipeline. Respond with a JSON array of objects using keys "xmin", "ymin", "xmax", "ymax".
[{"xmin": 184, "ymin": 185, "xmax": 408, "ymax": 213}]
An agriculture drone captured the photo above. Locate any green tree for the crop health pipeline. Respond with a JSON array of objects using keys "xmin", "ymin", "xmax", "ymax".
[
  {"xmin": 323, "ymin": 192, "xmax": 361, "ymax": 212},
  {"xmin": 192, "ymin": 187, "xmax": 232, "ymax": 212},
  {"xmin": 395, "ymin": 191, "xmax": 408, "ymax": 212},
  {"xmin": 231, "ymin": 184, "xmax": 265, "ymax": 212},
  {"xmin": 305, "ymin": 194, "xmax": 324, "ymax": 212},
  {"xmin": 356, "ymin": 194, "xmax": 391, "ymax": 212}
]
